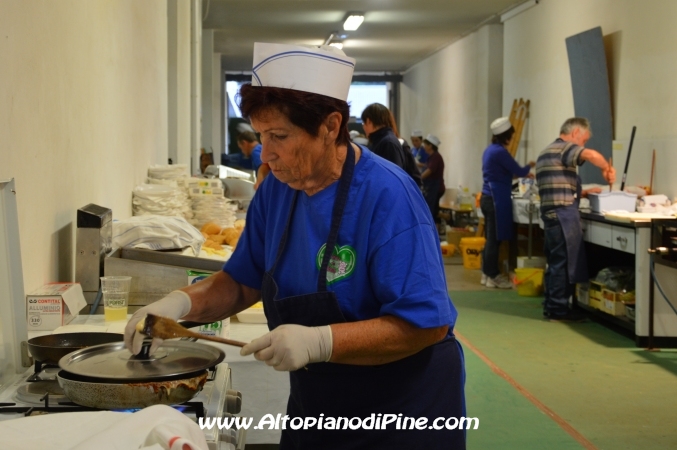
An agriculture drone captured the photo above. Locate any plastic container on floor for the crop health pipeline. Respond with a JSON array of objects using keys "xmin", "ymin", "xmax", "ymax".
[
  {"xmin": 459, "ymin": 237, "xmax": 485, "ymax": 270},
  {"xmin": 513, "ymin": 268, "xmax": 544, "ymax": 296}
]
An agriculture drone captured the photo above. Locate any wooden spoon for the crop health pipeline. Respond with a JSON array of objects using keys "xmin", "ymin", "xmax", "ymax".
[{"xmin": 138, "ymin": 313, "xmax": 248, "ymax": 347}]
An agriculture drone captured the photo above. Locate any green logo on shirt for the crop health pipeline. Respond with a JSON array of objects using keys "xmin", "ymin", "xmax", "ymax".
[{"xmin": 316, "ymin": 244, "xmax": 356, "ymax": 284}]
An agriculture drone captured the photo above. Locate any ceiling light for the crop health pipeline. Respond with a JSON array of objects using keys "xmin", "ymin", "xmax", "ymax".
[
  {"xmin": 329, "ymin": 42, "xmax": 343, "ymax": 50},
  {"xmin": 343, "ymin": 14, "xmax": 364, "ymax": 31}
]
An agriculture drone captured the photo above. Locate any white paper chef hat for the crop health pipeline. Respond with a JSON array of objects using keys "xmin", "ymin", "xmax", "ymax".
[
  {"xmin": 411, "ymin": 129, "xmax": 423, "ymax": 137},
  {"xmin": 251, "ymin": 43, "xmax": 356, "ymax": 101},
  {"xmin": 425, "ymin": 134, "xmax": 441, "ymax": 147},
  {"xmin": 490, "ymin": 117, "xmax": 512, "ymax": 135}
]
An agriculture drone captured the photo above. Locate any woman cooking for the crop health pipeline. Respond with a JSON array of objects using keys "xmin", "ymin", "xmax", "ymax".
[
  {"xmin": 480, "ymin": 117, "xmax": 535, "ymax": 289},
  {"xmin": 125, "ymin": 43, "xmax": 466, "ymax": 449}
]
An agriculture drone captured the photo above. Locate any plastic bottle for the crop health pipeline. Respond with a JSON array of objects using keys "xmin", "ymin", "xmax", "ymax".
[{"xmin": 459, "ymin": 186, "xmax": 473, "ymax": 211}]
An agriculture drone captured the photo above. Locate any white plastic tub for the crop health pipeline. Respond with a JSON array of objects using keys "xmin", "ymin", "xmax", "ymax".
[
  {"xmin": 588, "ymin": 191, "xmax": 637, "ymax": 213},
  {"xmin": 235, "ymin": 302, "xmax": 267, "ymax": 323}
]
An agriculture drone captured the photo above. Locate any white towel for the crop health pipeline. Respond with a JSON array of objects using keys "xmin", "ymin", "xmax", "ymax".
[
  {"xmin": 72, "ymin": 405, "xmax": 209, "ymax": 450},
  {"xmin": 0, "ymin": 405, "xmax": 208, "ymax": 450}
]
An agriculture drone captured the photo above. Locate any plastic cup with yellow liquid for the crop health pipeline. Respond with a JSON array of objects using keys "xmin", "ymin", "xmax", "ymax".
[{"xmin": 100, "ymin": 276, "xmax": 132, "ymax": 322}]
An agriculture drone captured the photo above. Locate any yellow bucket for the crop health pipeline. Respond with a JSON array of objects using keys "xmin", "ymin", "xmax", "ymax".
[
  {"xmin": 514, "ymin": 268, "xmax": 544, "ymax": 296},
  {"xmin": 459, "ymin": 237, "xmax": 485, "ymax": 270}
]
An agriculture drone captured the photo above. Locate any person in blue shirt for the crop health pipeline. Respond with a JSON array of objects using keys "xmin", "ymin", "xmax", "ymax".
[
  {"xmin": 238, "ymin": 130, "xmax": 271, "ymax": 189},
  {"xmin": 237, "ymin": 130, "xmax": 263, "ymax": 172},
  {"xmin": 480, "ymin": 117, "xmax": 535, "ymax": 289},
  {"xmin": 410, "ymin": 129, "xmax": 429, "ymax": 171},
  {"xmin": 125, "ymin": 42, "xmax": 466, "ymax": 449}
]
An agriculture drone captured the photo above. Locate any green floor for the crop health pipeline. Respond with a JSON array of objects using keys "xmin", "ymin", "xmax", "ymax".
[{"xmin": 453, "ymin": 290, "xmax": 677, "ymax": 450}]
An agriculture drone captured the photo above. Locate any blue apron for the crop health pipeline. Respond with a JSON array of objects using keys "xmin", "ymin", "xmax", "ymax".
[
  {"xmin": 488, "ymin": 181, "xmax": 513, "ymax": 241},
  {"xmin": 261, "ymin": 144, "xmax": 466, "ymax": 449},
  {"xmin": 554, "ymin": 180, "xmax": 588, "ymax": 284}
]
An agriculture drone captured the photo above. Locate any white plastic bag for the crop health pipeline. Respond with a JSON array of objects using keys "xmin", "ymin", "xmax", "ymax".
[{"xmin": 113, "ymin": 215, "xmax": 204, "ymax": 254}]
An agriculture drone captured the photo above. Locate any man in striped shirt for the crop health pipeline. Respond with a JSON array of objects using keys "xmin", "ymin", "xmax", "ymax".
[{"xmin": 536, "ymin": 118, "xmax": 615, "ymax": 322}]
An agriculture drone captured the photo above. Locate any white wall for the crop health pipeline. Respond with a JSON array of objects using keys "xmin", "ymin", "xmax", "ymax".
[
  {"xmin": 504, "ymin": 0, "xmax": 677, "ymax": 197},
  {"xmin": 0, "ymin": 0, "xmax": 169, "ymax": 292},
  {"xmin": 400, "ymin": 24, "xmax": 504, "ymax": 194},
  {"xmin": 167, "ymin": 0, "xmax": 192, "ymax": 166},
  {"xmin": 212, "ymin": 53, "xmax": 223, "ymax": 155},
  {"xmin": 201, "ymin": 29, "xmax": 214, "ymax": 155},
  {"xmin": 200, "ymin": 29, "xmax": 223, "ymax": 158}
]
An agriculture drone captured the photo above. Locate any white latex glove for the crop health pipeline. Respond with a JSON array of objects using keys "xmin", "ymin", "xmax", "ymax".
[
  {"xmin": 240, "ymin": 324, "xmax": 333, "ymax": 371},
  {"xmin": 124, "ymin": 290, "xmax": 192, "ymax": 355}
]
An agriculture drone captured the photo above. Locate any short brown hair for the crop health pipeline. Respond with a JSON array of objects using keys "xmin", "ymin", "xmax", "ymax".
[
  {"xmin": 237, "ymin": 84, "xmax": 350, "ymax": 147},
  {"xmin": 361, "ymin": 103, "xmax": 391, "ymax": 129},
  {"xmin": 237, "ymin": 130, "xmax": 258, "ymax": 143}
]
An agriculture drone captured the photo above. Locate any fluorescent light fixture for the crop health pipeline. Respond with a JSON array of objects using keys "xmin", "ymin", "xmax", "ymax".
[
  {"xmin": 329, "ymin": 42, "xmax": 343, "ymax": 50},
  {"xmin": 500, "ymin": 0, "xmax": 539, "ymax": 23},
  {"xmin": 343, "ymin": 14, "xmax": 364, "ymax": 31}
]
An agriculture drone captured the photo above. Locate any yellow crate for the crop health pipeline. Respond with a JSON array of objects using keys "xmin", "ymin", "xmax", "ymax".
[
  {"xmin": 589, "ymin": 297, "xmax": 602, "ymax": 310},
  {"xmin": 589, "ymin": 280, "xmax": 604, "ymax": 301}
]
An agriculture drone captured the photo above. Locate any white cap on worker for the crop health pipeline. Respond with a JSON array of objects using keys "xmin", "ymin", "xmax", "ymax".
[
  {"xmin": 251, "ymin": 42, "xmax": 356, "ymax": 101},
  {"xmin": 425, "ymin": 134, "xmax": 441, "ymax": 147},
  {"xmin": 490, "ymin": 117, "xmax": 512, "ymax": 135},
  {"xmin": 411, "ymin": 129, "xmax": 423, "ymax": 138}
]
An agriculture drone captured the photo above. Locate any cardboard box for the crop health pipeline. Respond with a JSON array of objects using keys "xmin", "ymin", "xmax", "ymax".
[
  {"xmin": 599, "ymin": 288, "xmax": 634, "ymax": 317},
  {"xmin": 26, "ymin": 283, "xmax": 87, "ymax": 330},
  {"xmin": 600, "ymin": 298, "xmax": 625, "ymax": 316},
  {"xmin": 601, "ymin": 288, "xmax": 636, "ymax": 304},
  {"xmin": 188, "ymin": 178, "xmax": 222, "ymax": 189},
  {"xmin": 187, "ymin": 270, "xmax": 230, "ymax": 337},
  {"xmin": 446, "ymin": 228, "xmax": 475, "ymax": 248},
  {"xmin": 189, "ymin": 187, "xmax": 224, "ymax": 197}
]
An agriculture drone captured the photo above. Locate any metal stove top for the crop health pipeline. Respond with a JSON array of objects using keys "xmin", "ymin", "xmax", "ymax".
[{"xmin": 0, "ymin": 363, "xmax": 244, "ymax": 450}]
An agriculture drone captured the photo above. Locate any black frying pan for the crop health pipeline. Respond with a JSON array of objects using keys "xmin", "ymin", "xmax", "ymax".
[
  {"xmin": 27, "ymin": 332, "xmax": 124, "ymax": 365},
  {"xmin": 26, "ymin": 322, "xmax": 205, "ymax": 365}
]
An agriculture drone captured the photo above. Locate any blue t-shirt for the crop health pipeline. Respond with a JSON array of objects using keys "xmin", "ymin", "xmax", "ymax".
[
  {"xmin": 481, "ymin": 143, "xmax": 531, "ymax": 196},
  {"xmin": 223, "ymin": 147, "xmax": 456, "ymax": 331},
  {"xmin": 251, "ymin": 144, "xmax": 262, "ymax": 172},
  {"xmin": 414, "ymin": 146, "xmax": 429, "ymax": 165}
]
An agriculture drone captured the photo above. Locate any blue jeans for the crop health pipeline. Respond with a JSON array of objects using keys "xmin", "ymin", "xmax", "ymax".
[
  {"xmin": 480, "ymin": 195, "xmax": 500, "ymax": 278},
  {"xmin": 542, "ymin": 213, "xmax": 574, "ymax": 316}
]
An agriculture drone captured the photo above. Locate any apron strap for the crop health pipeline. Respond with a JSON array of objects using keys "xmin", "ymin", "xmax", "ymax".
[
  {"xmin": 268, "ymin": 143, "xmax": 356, "ymax": 290},
  {"xmin": 317, "ymin": 144, "xmax": 356, "ymax": 292}
]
